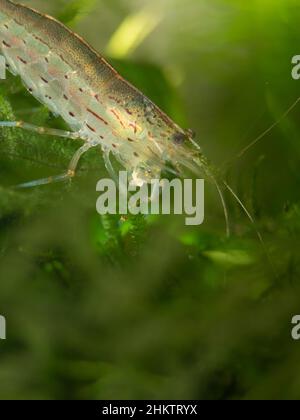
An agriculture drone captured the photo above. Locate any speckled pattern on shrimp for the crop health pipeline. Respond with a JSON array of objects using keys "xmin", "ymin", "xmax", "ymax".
[{"xmin": 0, "ymin": 0, "xmax": 201, "ymax": 186}]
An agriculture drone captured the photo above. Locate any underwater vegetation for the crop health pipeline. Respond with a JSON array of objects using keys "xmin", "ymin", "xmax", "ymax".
[{"xmin": 0, "ymin": 0, "xmax": 300, "ymax": 400}]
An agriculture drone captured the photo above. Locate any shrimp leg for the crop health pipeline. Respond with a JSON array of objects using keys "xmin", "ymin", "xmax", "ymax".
[
  {"xmin": 15, "ymin": 142, "xmax": 98, "ymax": 189},
  {"xmin": 103, "ymin": 149, "xmax": 118, "ymax": 183},
  {"xmin": 0, "ymin": 121, "xmax": 81, "ymax": 140}
]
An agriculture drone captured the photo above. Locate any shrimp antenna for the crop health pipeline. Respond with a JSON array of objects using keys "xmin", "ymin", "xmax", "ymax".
[
  {"xmin": 223, "ymin": 180, "xmax": 278, "ymax": 280},
  {"xmin": 217, "ymin": 96, "xmax": 300, "ymax": 278},
  {"xmin": 203, "ymin": 165, "xmax": 231, "ymax": 237},
  {"xmin": 223, "ymin": 180, "xmax": 263, "ymax": 244},
  {"xmin": 178, "ymin": 155, "xmax": 231, "ymax": 237},
  {"xmin": 184, "ymin": 97, "xmax": 300, "ymax": 276},
  {"xmin": 231, "ymin": 96, "xmax": 300, "ymax": 164},
  {"xmin": 213, "ymin": 178, "xmax": 231, "ymax": 237},
  {"xmin": 189, "ymin": 156, "xmax": 277, "ymax": 278}
]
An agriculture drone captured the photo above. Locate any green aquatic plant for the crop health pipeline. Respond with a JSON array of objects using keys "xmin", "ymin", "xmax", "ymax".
[{"xmin": 0, "ymin": 0, "xmax": 300, "ymax": 401}]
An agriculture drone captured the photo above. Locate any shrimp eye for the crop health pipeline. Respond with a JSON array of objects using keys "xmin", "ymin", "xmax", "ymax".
[{"xmin": 173, "ymin": 132, "xmax": 186, "ymax": 145}]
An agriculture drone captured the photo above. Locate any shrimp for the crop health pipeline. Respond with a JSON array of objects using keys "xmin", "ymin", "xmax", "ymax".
[
  {"xmin": 0, "ymin": 0, "xmax": 203, "ymax": 187},
  {"xmin": 0, "ymin": 0, "xmax": 289, "ymax": 251}
]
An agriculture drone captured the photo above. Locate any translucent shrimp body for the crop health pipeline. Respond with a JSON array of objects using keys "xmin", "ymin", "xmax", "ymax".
[
  {"xmin": 0, "ymin": 0, "xmax": 277, "ymax": 257},
  {"xmin": 0, "ymin": 0, "xmax": 200, "ymax": 185}
]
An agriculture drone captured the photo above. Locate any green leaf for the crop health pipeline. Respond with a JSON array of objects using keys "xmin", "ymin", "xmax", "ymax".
[{"xmin": 203, "ymin": 249, "xmax": 256, "ymax": 268}]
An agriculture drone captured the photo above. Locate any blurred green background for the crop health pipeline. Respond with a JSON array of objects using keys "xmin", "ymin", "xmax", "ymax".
[{"xmin": 1, "ymin": 0, "xmax": 300, "ymax": 400}]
